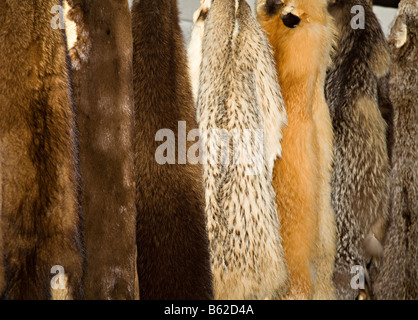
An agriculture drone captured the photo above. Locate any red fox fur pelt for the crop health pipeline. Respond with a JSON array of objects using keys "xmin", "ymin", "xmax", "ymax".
[
  {"xmin": 257, "ymin": 0, "xmax": 337, "ymax": 299},
  {"xmin": 0, "ymin": 0, "xmax": 84, "ymax": 299}
]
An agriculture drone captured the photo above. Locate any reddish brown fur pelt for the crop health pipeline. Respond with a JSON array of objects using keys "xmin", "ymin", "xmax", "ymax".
[
  {"xmin": 0, "ymin": 0, "xmax": 84, "ymax": 299},
  {"xmin": 67, "ymin": 0, "xmax": 138, "ymax": 299},
  {"xmin": 132, "ymin": 0, "xmax": 213, "ymax": 299}
]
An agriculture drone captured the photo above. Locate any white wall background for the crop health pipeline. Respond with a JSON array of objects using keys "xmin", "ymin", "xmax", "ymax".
[
  {"xmin": 128, "ymin": 1, "xmax": 398, "ymax": 43},
  {"xmin": 178, "ymin": 0, "xmax": 200, "ymax": 43},
  {"xmin": 373, "ymin": 5, "xmax": 398, "ymax": 36}
]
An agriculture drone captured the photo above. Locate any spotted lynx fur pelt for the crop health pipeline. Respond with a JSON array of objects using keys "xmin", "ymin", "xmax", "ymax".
[
  {"xmin": 325, "ymin": 0, "xmax": 391, "ymax": 300},
  {"xmin": 132, "ymin": 0, "xmax": 213, "ymax": 299},
  {"xmin": 0, "ymin": 0, "xmax": 84, "ymax": 299},
  {"xmin": 194, "ymin": 0, "xmax": 288, "ymax": 300},
  {"xmin": 257, "ymin": 0, "xmax": 337, "ymax": 300},
  {"xmin": 373, "ymin": 0, "xmax": 418, "ymax": 300}
]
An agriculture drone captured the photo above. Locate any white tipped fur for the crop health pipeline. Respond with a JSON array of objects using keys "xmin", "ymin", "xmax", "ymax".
[
  {"xmin": 191, "ymin": 0, "xmax": 288, "ymax": 299},
  {"xmin": 187, "ymin": 0, "xmax": 211, "ymax": 104},
  {"xmin": 64, "ymin": 1, "xmax": 77, "ymax": 52}
]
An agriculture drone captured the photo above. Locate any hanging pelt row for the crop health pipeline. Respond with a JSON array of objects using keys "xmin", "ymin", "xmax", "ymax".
[{"xmin": 0, "ymin": 0, "xmax": 416, "ymax": 300}]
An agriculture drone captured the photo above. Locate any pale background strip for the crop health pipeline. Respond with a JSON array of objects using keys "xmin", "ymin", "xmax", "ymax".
[{"xmin": 128, "ymin": 1, "xmax": 398, "ymax": 44}]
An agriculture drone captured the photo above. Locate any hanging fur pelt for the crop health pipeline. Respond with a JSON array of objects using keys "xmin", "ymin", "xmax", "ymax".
[
  {"xmin": 194, "ymin": 0, "xmax": 288, "ymax": 299},
  {"xmin": 0, "ymin": 149, "xmax": 4, "ymax": 294},
  {"xmin": 65, "ymin": 0, "xmax": 138, "ymax": 299},
  {"xmin": 132, "ymin": 0, "xmax": 213, "ymax": 300},
  {"xmin": 325, "ymin": 0, "xmax": 391, "ymax": 300},
  {"xmin": 373, "ymin": 0, "xmax": 418, "ymax": 300},
  {"xmin": 0, "ymin": 0, "xmax": 84, "ymax": 299},
  {"xmin": 257, "ymin": 0, "xmax": 337, "ymax": 300}
]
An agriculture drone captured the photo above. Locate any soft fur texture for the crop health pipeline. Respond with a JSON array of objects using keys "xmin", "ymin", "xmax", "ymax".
[
  {"xmin": 0, "ymin": 149, "xmax": 4, "ymax": 294},
  {"xmin": 196, "ymin": 0, "xmax": 288, "ymax": 299},
  {"xmin": 257, "ymin": 0, "xmax": 337, "ymax": 300},
  {"xmin": 0, "ymin": 0, "xmax": 84, "ymax": 299},
  {"xmin": 373, "ymin": 0, "xmax": 418, "ymax": 300},
  {"xmin": 378, "ymin": 74, "xmax": 394, "ymax": 163},
  {"xmin": 188, "ymin": 0, "xmax": 209, "ymax": 105},
  {"xmin": 132, "ymin": 0, "xmax": 213, "ymax": 300},
  {"xmin": 66, "ymin": 0, "xmax": 138, "ymax": 299},
  {"xmin": 325, "ymin": 0, "xmax": 391, "ymax": 300},
  {"xmin": 65, "ymin": 0, "xmax": 90, "ymax": 71}
]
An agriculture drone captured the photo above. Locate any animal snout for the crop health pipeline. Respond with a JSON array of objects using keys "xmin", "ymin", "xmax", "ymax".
[
  {"xmin": 281, "ymin": 12, "xmax": 301, "ymax": 28},
  {"xmin": 265, "ymin": 0, "xmax": 283, "ymax": 16}
]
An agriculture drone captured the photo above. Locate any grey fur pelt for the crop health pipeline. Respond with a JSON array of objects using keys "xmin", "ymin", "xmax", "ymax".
[
  {"xmin": 326, "ymin": 0, "xmax": 391, "ymax": 300},
  {"xmin": 373, "ymin": 0, "xmax": 418, "ymax": 300},
  {"xmin": 193, "ymin": 0, "xmax": 288, "ymax": 299}
]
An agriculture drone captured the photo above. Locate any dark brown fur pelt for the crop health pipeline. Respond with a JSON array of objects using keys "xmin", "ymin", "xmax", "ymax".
[
  {"xmin": 132, "ymin": 0, "xmax": 213, "ymax": 299},
  {"xmin": 0, "ymin": 0, "xmax": 84, "ymax": 299},
  {"xmin": 66, "ymin": 0, "xmax": 138, "ymax": 299},
  {"xmin": 325, "ymin": 0, "xmax": 391, "ymax": 300},
  {"xmin": 373, "ymin": 0, "xmax": 418, "ymax": 300},
  {"xmin": 378, "ymin": 74, "xmax": 394, "ymax": 163}
]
